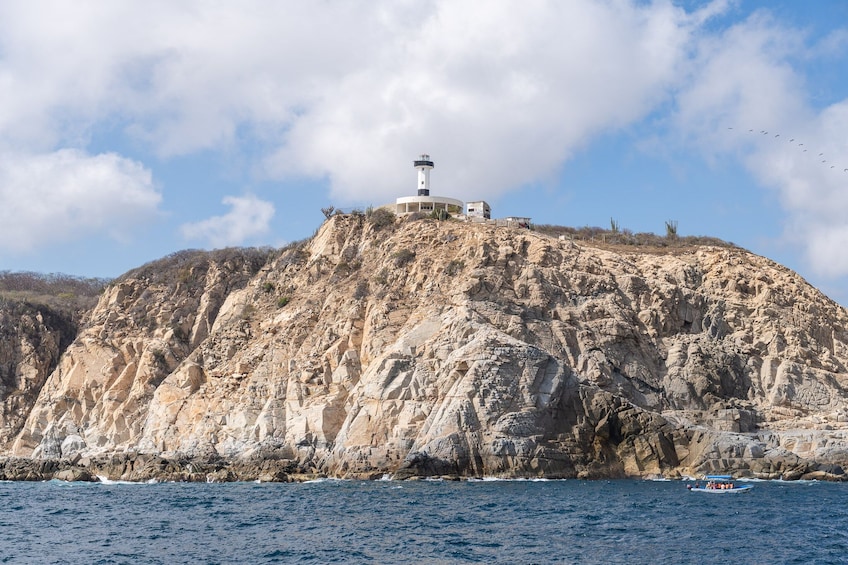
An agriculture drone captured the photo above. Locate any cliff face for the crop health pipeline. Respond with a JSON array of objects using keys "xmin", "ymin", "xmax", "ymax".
[
  {"xmin": 0, "ymin": 300, "xmax": 80, "ymax": 449},
  {"xmin": 6, "ymin": 215, "xmax": 848, "ymax": 480}
]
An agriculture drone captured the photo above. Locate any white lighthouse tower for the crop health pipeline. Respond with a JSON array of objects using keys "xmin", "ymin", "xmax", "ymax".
[
  {"xmin": 393, "ymin": 153, "xmax": 463, "ymax": 216},
  {"xmin": 414, "ymin": 154, "xmax": 434, "ymax": 196}
]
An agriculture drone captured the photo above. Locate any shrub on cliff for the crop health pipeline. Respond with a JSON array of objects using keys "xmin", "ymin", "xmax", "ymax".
[
  {"xmin": 116, "ymin": 247, "xmax": 274, "ymax": 292},
  {"xmin": 444, "ymin": 259, "xmax": 464, "ymax": 276},
  {"xmin": 0, "ymin": 271, "xmax": 107, "ymax": 297},
  {"xmin": 367, "ymin": 208, "xmax": 396, "ymax": 229},
  {"xmin": 392, "ymin": 249, "xmax": 416, "ymax": 267},
  {"xmin": 0, "ymin": 271, "xmax": 107, "ymax": 314},
  {"xmin": 353, "ymin": 280, "xmax": 369, "ymax": 299},
  {"xmin": 533, "ymin": 224, "xmax": 735, "ymax": 250}
]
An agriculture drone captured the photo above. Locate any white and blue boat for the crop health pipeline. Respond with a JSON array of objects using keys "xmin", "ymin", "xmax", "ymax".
[{"xmin": 687, "ymin": 475, "xmax": 753, "ymax": 493}]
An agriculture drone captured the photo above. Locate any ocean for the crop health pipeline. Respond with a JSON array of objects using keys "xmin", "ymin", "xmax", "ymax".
[{"xmin": 0, "ymin": 478, "xmax": 845, "ymax": 564}]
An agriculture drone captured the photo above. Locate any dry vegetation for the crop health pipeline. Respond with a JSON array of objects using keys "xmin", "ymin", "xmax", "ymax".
[
  {"xmin": 0, "ymin": 271, "xmax": 109, "ymax": 314},
  {"xmin": 532, "ymin": 224, "xmax": 735, "ymax": 253},
  {"xmin": 115, "ymin": 247, "xmax": 275, "ymax": 292},
  {"xmin": 0, "ymin": 272, "xmax": 105, "ymax": 358}
]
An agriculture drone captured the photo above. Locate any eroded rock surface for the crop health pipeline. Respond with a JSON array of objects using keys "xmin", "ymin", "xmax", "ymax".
[
  {"xmin": 6, "ymin": 215, "xmax": 848, "ymax": 481},
  {"xmin": 0, "ymin": 301, "xmax": 77, "ymax": 448}
]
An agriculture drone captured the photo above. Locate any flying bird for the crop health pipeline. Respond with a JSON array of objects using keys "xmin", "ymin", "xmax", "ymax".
[{"xmin": 775, "ymin": 134, "xmax": 780, "ymax": 137}]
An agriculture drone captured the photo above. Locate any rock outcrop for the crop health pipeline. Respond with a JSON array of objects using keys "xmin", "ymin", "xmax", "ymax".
[
  {"xmin": 0, "ymin": 300, "xmax": 78, "ymax": 448},
  {"xmin": 5, "ymin": 214, "xmax": 848, "ymax": 481}
]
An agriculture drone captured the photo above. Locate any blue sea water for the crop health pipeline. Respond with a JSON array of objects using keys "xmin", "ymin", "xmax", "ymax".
[{"xmin": 0, "ymin": 478, "xmax": 845, "ymax": 564}]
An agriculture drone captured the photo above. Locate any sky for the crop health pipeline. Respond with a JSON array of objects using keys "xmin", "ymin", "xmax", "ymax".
[{"xmin": 1, "ymin": 1, "xmax": 848, "ymax": 303}]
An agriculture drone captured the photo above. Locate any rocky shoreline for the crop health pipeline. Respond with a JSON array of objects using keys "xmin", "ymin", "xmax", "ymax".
[
  {"xmin": 2, "ymin": 453, "xmax": 846, "ymax": 483},
  {"xmin": 0, "ymin": 454, "xmax": 301, "ymax": 483}
]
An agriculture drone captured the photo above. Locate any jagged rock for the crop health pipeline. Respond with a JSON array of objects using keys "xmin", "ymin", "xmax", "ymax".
[
  {"xmin": 53, "ymin": 467, "xmax": 96, "ymax": 482},
  {"xmin": 205, "ymin": 468, "xmax": 235, "ymax": 483},
  {"xmin": 0, "ymin": 302, "xmax": 78, "ymax": 448},
  {"xmin": 4, "ymin": 215, "xmax": 848, "ymax": 480}
]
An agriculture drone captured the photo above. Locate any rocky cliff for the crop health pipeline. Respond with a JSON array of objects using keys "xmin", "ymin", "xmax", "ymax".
[
  {"xmin": 5, "ymin": 214, "xmax": 848, "ymax": 481},
  {"xmin": 0, "ymin": 300, "xmax": 78, "ymax": 449}
]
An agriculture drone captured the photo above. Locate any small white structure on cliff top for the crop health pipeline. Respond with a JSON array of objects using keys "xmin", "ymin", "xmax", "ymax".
[
  {"xmin": 466, "ymin": 201, "xmax": 491, "ymax": 220},
  {"xmin": 395, "ymin": 154, "xmax": 463, "ymax": 216}
]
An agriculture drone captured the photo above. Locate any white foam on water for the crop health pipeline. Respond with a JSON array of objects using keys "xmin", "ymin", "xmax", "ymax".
[
  {"xmin": 478, "ymin": 476, "xmax": 559, "ymax": 482},
  {"xmin": 302, "ymin": 477, "xmax": 347, "ymax": 484},
  {"xmin": 96, "ymin": 475, "xmax": 148, "ymax": 485}
]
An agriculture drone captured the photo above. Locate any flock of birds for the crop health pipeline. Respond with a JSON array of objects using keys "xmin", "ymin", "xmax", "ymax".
[{"xmin": 729, "ymin": 127, "xmax": 847, "ymax": 173}]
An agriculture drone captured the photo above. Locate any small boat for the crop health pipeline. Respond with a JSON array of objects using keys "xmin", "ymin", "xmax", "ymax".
[{"xmin": 687, "ymin": 475, "xmax": 753, "ymax": 493}]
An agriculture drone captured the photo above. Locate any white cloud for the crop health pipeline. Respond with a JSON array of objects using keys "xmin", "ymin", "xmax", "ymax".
[
  {"xmin": 267, "ymin": 0, "xmax": 702, "ymax": 204},
  {"xmin": 670, "ymin": 12, "xmax": 848, "ymax": 277},
  {"xmin": 0, "ymin": 1, "xmax": 380, "ymax": 154},
  {"xmin": 2, "ymin": 1, "xmax": 848, "ymax": 278},
  {"xmin": 180, "ymin": 195, "xmax": 274, "ymax": 248},
  {"xmin": 0, "ymin": 0, "xmax": 708, "ymax": 204},
  {"xmin": 0, "ymin": 150, "xmax": 160, "ymax": 252}
]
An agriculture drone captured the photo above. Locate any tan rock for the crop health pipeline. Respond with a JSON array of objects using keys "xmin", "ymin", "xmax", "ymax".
[{"xmin": 5, "ymin": 215, "xmax": 848, "ymax": 480}]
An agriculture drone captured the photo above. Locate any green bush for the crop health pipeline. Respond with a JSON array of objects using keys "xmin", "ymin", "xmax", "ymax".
[
  {"xmin": 151, "ymin": 349, "xmax": 168, "ymax": 368},
  {"xmin": 277, "ymin": 296, "xmax": 290, "ymax": 308},
  {"xmin": 367, "ymin": 208, "xmax": 396, "ymax": 229},
  {"xmin": 241, "ymin": 304, "xmax": 257, "ymax": 319},
  {"xmin": 374, "ymin": 268, "xmax": 389, "ymax": 285},
  {"xmin": 444, "ymin": 259, "xmax": 464, "ymax": 276},
  {"xmin": 405, "ymin": 211, "xmax": 430, "ymax": 222},
  {"xmin": 392, "ymin": 248, "xmax": 415, "ymax": 267},
  {"xmin": 353, "ymin": 280, "xmax": 369, "ymax": 299}
]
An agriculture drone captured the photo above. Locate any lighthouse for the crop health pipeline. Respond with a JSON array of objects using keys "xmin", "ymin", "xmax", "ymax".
[
  {"xmin": 414, "ymin": 154, "xmax": 434, "ymax": 196},
  {"xmin": 394, "ymin": 153, "xmax": 462, "ymax": 217}
]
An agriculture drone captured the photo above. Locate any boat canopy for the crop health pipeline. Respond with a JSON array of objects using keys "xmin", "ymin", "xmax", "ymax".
[{"xmin": 705, "ymin": 475, "xmax": 733, "ymax": 481}]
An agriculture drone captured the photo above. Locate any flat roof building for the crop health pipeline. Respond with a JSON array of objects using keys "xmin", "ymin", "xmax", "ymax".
[{"xmin": 466, "ymin": 201, "xmax": 491, "ymax": 220}]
